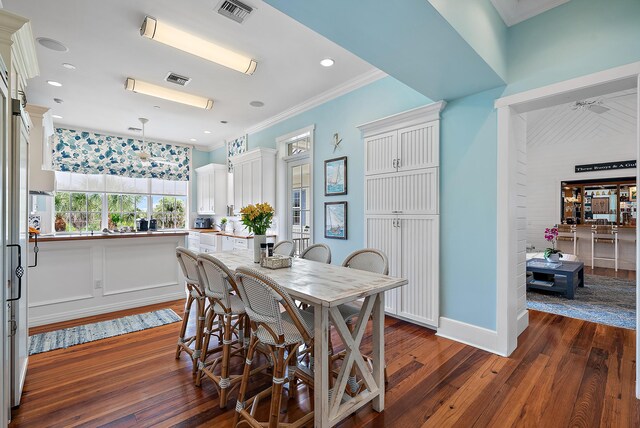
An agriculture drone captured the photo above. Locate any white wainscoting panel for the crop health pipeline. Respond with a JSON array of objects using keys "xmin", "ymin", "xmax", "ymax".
[
  {"xmin": 103, "ymin": 241, "xmax": 179, "ymax": 295},
  {"xmin": 29, "ymin": 245, "xmax": 94, "ymax": 307}
]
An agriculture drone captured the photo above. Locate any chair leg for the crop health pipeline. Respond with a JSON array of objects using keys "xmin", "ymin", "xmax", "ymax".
[
  {"xmin": 268, "ymin": 346, "xmax": 286, "ymax": 428},
  {"xmin": 234, "ymin": 334, "xmax": 258, "ymax": 428},
  {"xmin": 192, "ymin": 295, "xmax": 206, "ymax": 374},
  {"xmin": 195, "ymin": 307, "xmax": 216, "ymax": 387},
  {"xmin": 219, "ymin": 313, "xmax": 234, "ymax": 409},
  {"xmin": 176, "ymin": 290, "xmax": 194, "ymax": 359}
]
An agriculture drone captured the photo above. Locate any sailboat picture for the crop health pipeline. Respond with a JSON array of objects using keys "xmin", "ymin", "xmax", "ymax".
[
  {"xmin": 325, "ymin": 201, "xmax": 347, "ymax": 239},
  {"xmin": 325, "ymin": 156, "xmax": 347, "ymax": 196}
]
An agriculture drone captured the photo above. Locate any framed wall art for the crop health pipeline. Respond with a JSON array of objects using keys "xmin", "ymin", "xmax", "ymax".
[
  {"xmin": 325, "ymin": 201, "xmax": 347, "ymax": 239},
  {"xmin": 324, "ymin": 156, "xmax": 347, "ymax": 196}
]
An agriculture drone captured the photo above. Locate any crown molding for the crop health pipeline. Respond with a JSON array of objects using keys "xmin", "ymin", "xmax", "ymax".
[
  {"xmin": 25, "ymin": 103, "xmax": 49, "ymax": 117},
  {"xmin": 357, "ymin": 101, "xmax": 446, "ymax": 137},
  {"xmin": 12, "ymin": 18, "xmax": 39, "ymax": 86},
  {"xmin": 245, "ymin": 68, "xmax": 387, "ymax": 136}
]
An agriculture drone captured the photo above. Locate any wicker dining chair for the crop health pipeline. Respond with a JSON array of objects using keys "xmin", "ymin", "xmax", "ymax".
[
  {"xmin": 175, "ymin": 247, "xmax": 207, "ymax": 374},
  {"xmin": 300, "ymin": 243, "xmax": 332, "ymax": 264},
  {"xmin": 195, "ymin": 254, "xmax": 255, "ymax": 408},
  {"xmin": 273, "ymin": 240, "xmax": 295, "ymax": 257},
  {"xmin": 234, "ymin": 266, "xmax": 315, "ymax": 428}
]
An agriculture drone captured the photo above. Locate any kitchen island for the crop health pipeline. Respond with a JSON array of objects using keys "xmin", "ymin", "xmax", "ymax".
[{"xmin": 27, "ymin": 231, "xmax": 187, "ymax": 326}]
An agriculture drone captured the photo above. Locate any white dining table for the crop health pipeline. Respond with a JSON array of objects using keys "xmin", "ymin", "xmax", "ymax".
[{"xmin": 211, "ymin": 251, "xmax": 407, "ymax": 427}]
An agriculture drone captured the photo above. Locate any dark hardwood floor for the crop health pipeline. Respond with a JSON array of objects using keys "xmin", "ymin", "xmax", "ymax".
[{"xmin": 10, "ymin": 300, "xmax": 640, "ymax": 427}]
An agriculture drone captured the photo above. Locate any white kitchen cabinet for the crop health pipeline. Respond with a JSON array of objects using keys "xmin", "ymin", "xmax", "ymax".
[
  {"xmin": 231, "ymin": 148, "xmax": 276, "ymax": 214},
  {"xmin": 219, "ymin": 235, "xmax": 235, "ymax": 252},
  {"xmin": 187, "ymin": 232, "xmax": 200, "ymax": 252},
  {"xmin": 359, "ymin": 102, "xmax": 445, "ymax": 328},
  {"xmin": 195, "ymin": 163, "xmax": 227, "ymax": 215}
]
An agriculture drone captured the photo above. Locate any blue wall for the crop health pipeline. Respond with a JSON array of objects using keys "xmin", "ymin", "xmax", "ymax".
[
  {"xmin": 506, "ymin": 0, "xmax": 640, "ymax": 94},
  {"xmin": 440, "ymin": 86, "xmax": 503, "ymax": 330},
  {"xmin": 247, "ymin": 76, "xmax": 430, "ymax": 264}
]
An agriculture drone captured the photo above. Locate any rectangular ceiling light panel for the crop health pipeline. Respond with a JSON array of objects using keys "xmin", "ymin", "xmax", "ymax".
[
  {"xmin": 140, "ymin": 16, "xmax": 257, "ymax": 75},
  {"xmin": 125, "ymin": 78, "xmax": 214, "ymax": 110}
]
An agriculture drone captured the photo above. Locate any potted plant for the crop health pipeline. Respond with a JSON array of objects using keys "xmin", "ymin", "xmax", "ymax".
[
  {"xmin": 240, "ymin": 203, "xmax": 274, "ymax": 263},
  {"xmin": 110, "ymin": 213, "xmax": 121, "ymax": 231},
  {"xmin": 220, "ymin": 217, "xmax": 228, "ymax": 232},
  {"xmin": 543, "ymin": 227, "xmax": 563, "ymax": 262},
  {"xmin": 54, "ymin": 213, "xmax": 66, "ymax": 232}
]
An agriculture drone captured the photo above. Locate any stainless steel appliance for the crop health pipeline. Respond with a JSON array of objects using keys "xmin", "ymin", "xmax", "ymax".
[
  {"xmin": 3, "ymin": 96, "xmax": 30, "ymax": 414},
  {"xmin": 193, "ymin": 217, "xmax": 212, "ymax": 229},
  {"xmin": 149, "ymin": 218, "xmax": 158, "ymax": 231}
]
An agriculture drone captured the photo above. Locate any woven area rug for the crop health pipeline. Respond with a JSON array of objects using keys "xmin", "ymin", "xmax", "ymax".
[
  {"xmin": 29, "ymin": 308, "xmax": 182, "ymax": 355},
  {"xmin": 527, "ymin": 274, "xmax": 635, "ymax": 330}
]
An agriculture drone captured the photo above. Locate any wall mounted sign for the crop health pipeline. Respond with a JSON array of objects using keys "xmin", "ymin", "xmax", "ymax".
[{"xmin": 575, "ymin": 160, "xmax": 636, "ymax": 173}]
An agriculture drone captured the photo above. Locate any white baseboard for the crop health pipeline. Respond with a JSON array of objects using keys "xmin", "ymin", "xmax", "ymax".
[
  {"xmin": 517, "ymin": 309, "xmax": 529, "ymax": 336},
  {"xmin": 28, "ymin": 291, "xmax": 187, "ymax": 327},
  {"xmin": 436, "ymin": 316, "xmax": 506, "ymax": 356}
]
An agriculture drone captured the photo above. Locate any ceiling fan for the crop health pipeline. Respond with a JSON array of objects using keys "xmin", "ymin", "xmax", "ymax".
[
  {"xmin": 135, "ymin": 118, "xmax": 178, "ymax": 166},
  {"xmin": 571, "ymin": 99, "xmax": 610, "ymax": 114}
]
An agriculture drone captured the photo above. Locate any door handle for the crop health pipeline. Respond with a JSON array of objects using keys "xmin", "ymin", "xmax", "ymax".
[
  {"xmin": 6, "ymin": 244, "xmax": 23, "ymax": 302},
  {"xmin": 392, "ymin": 159, "xmax": 397, "ymax": 169},
  {"xmin": 28, "ymin": 232, "xmax": 39, "ymax": 268},
  {"xmin": 397, "ymin": 158, "xmax": 401, "ymax": 168}
]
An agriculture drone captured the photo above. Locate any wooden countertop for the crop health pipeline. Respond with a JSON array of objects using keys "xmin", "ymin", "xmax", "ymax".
[
  {"xmin": 187, "ymin": 228, "xmax": 220, "ymax": 234},
  {"xmin": 30, "ymin": 231, "xmax": 189, "ymax": 243},
  {"xmin": 217, "ymin": 233, "xmax": 277, "ymax": 239}
]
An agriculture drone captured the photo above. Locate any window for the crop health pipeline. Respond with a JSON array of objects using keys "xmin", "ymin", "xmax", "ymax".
[
  {"xmin": 152, "ymin": 195, "xmax": 187, "ymax": 229},
  {"xmin": 54, "ymin": 172, "xmax": 188, "ymax": 232},
  {"xmin": 54, "ymin": 192, "xmax": 103, "ymax": 232},
  {"xmin": 287, "ymin": 135, "xmax": 311, "ymax": 156},
  {"xmin": 108, "ymin": 194, "xmax": 148, "ymax": 228}
]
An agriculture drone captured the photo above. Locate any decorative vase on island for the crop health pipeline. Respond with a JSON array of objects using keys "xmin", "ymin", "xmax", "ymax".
[
  {"xmin": 254, "ymin": 235, "xmax": 266, "ymax": 263},
  {"xmin": 546, "ymin": 253, "xmax": 561, "ymax": 263}
]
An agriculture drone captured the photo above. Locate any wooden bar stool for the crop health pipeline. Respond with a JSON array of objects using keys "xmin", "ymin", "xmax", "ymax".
[
  {"xmin": 234, "ymin": 267, "xmax": 315, "ymax": 428},
  {"xmin": 556, "ymin": 224, "xmax": 578, "ymax": 256},
  {"xmin": 175, "ymin": 247, "xmax": 207, "ymax": 374},
  {"xmin": 591, "ymin": 225, "xmax": 618, "ymax": 271},
  {"xmin": 195, "ymin": 254, "xmax": 258, "ymax": 408}
]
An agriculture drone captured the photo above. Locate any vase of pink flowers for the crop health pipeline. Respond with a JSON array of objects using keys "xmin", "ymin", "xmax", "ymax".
[{"xmin": 543, "ymin": 227, "xmax": 563, "ymax": 262}]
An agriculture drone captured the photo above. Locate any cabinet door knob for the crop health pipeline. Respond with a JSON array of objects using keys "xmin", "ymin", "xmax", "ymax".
[{"xmin": 397, "ymin": 158, "xmax": 401, "ymax": 168}]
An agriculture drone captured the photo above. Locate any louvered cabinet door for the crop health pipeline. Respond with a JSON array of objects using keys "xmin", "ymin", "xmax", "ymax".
[
  {"xmin": 398, "ymin": 215, "xmax": 439, "ymax": 327},
  {"xmin": 397, "ymin": 121, "xmax": 439, "ymax": 172},
  {"xmin": 364, "ymin": 131, "xmax": 397, "ymax": 176},
  {"xmin": 365, "ymin": 215, "xmax": 399, "ymax": 315}
]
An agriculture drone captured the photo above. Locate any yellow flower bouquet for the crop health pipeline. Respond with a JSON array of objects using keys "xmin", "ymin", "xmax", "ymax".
[{"xmin": 239, "ymin": 202, "xmax": 274, "ymax": 236}]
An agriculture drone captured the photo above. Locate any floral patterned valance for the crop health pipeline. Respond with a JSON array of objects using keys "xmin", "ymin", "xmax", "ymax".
[{"xmin": 52, "ymin": 128, "xmax": 190, "ymax": 181}]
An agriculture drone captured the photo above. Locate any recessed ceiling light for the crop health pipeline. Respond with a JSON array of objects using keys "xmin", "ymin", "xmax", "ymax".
[
  {"xmin": 249, "ymin": 101, "xmax": 264, "ymax": 107},
  {"xmin": 220, "ymin": 120, "xmax": 228, "ymax": 124},
  {"xmin": 47, "ymin": 80, "xmax": 62, "ymax": 87},
  {"xmin": 62, "ymin": 63, "xmax": 76, "ymax": 70},
  {"xmin": 53, "ymin": 98, "xmax": 64, "ymax": 104},
  {"xmin": 320, "ymin": 58, "xmax": 335, "ymax": 67},
  {"xmin": 190, "ymin": 138, "xmax": 197, "ymax": 142},
  {"xmin": 204, "ymin": 130, "xmax": 211, "ymax": 134},
  {"xmin": 51, "ymin": 114, "xmax": 63, "ymax": 119},
  {"xmin": 36, "ymin": 37, "xmax": 68, "ymax": 52}
]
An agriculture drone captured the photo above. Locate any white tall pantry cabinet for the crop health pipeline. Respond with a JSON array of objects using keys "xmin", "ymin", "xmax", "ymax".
[
  {"xmin": 232, "ymin": 148, "xmax": 276, "ymax": 213},
  {"xmin": 195, "ymin": 163, "xmax": 227, "ymax": 215},
  {"xmin": 358, "ymin": 102, "xmax": 445, "ymax": 328}
]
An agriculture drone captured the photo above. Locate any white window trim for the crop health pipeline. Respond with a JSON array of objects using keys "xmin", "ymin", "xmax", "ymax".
[{"xmin": 276, "ymin": 125, "xmax": 315, "ymax": 245}]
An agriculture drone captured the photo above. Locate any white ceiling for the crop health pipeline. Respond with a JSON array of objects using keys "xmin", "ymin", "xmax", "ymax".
[
  {"xmin": 527, "ymin": 89, "xmax": 637, "ymax": 147},
  {"xmin": 490, "ymin": 0, "xmax": 570, "ymax": 26},
  {"xmin": 2, "ymin": 0, "xmax": 375, "ymax": 148}
]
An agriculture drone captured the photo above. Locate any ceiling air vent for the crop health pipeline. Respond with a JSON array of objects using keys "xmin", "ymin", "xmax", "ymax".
[
  {"xmin": 217, "ymin": 0, "xmax": 253, "ymax": 24},
  {"xmin": 165, "ymin": 72, "xmax": 191, "ymax": 86},
  {"xmin": 128, "ymin": 127, "xmax": 142, "ymax": 132}
]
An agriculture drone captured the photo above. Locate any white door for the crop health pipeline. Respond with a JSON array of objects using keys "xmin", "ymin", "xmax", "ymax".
[
  {"xmin": 0, "ymin": 73, "xmax": 9, "ymax": 426},
  {"xmin": 288, "ymin": 161, "xmax": 311, "ymax": 255},
  {"xmin": 366, "ymin": 169, "xmax": 439, "ymax": 215},
  {"xmin": 398, "ymin": 215, "xmax": 439, "ymax": 327},
  {"xmin": 233, "ymin": 166, "xmax": 243, "ymax": 213},
  {"xmin": 365, "ymin": 215, "xmax": 399, "ymax": 314},
  {"xmin": 364, "ymin": 131, "xmax": 397, "ymax": 176},
  {"xmin": 241, "ymin": 162, "xmax": 252, "ymax": 209},
  {"xmin": 196, "ymin": 172, "xmax": 207, "ymax": 213},
  {"xmin": 250, "ymin": 158, "xmax": 262, "ymax": 205},
  {"xmin": 397, "ymin": 122, "xmax": 439, "ymax": 172},
  {"xmin": 8, "ymin": 103, "xmax": 29, "ymax": 408}
]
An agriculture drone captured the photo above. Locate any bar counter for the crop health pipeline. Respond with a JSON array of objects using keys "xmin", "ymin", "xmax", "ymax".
[{"xmin": 30, "ymin": 230, "xmax": 188, "ymax": 242}]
